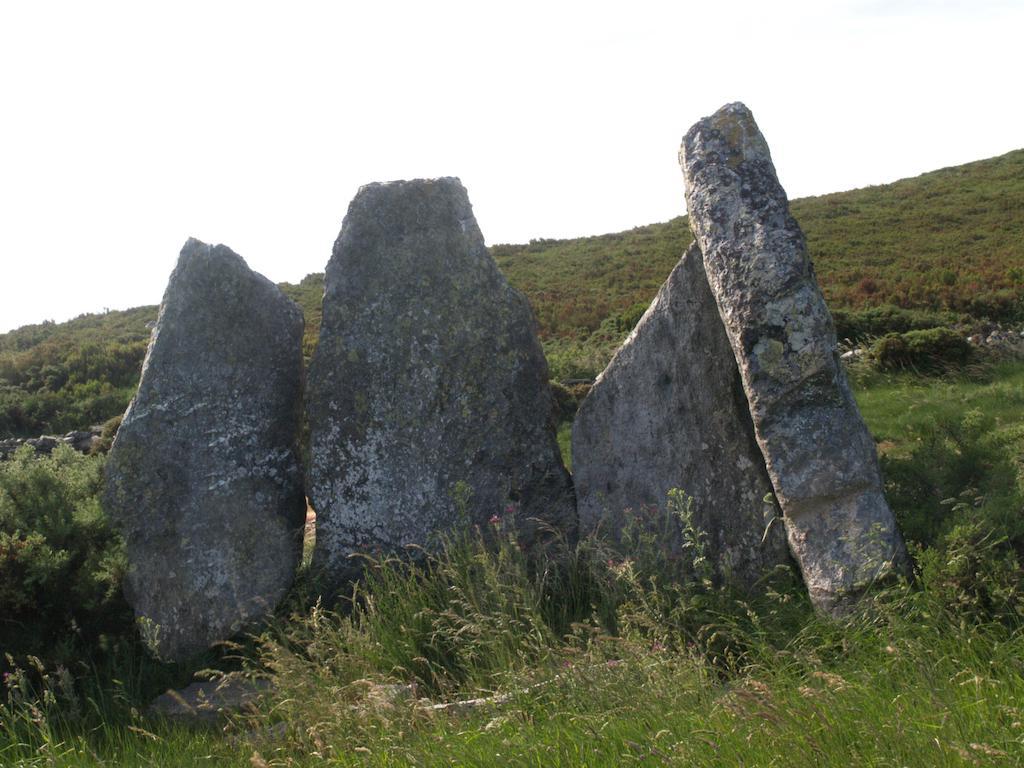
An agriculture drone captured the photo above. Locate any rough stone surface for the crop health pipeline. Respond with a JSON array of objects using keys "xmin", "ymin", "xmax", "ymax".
[
  {"xmin": 104, "ymin": 239, "xmax": 306, "ymax": 661},
  {"xmin": 148, "ymin": 678, "xmax": 271, "ymax": 723},
  {"xmin": 307, "ymin": 178, "xmax": 576, "ymax": 588},
  {"xmin": 572, "ymin": 243, "xmax": 791, "ymax": 589},
  {"xmin": 680, "ymin": 102, "xmax": 910, "ymax": 611}
]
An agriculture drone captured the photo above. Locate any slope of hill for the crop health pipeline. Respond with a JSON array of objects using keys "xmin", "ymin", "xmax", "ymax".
[
  {"xmin": 494, "ymin": 148, "xmax": 1024, "ymax": 340},
  {"xmin": 0, "ymin": 307, "xmax": 156, "ymax": 438},
  {"xmin": 2, "ymin": 149, "xmax": 1022, "ymax": 437}
]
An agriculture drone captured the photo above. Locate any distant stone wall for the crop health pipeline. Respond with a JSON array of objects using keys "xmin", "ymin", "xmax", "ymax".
[{"xmin": 0, "ymin": 429, "xmax": 100, "ymax": 460}]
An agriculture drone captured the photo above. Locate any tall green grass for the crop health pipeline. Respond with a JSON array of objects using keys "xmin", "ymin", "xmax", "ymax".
[
  {"xmin": 190, "ymin": 500, "xmax": 1024, "ymax": 764},
  {"xmin": 4, "ymin": 364, "xmax": 1024, "ymax": 766},
  {"xmin": 6, "ymin": 511, "xmax": 1024, "ymax": 765}
]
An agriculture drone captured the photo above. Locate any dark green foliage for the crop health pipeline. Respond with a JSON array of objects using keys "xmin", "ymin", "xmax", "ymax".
[
  {"xmin": 278, "ymin": 273, "xmax": 325, "ymax": 362},
  {"xmin": 882, "ymin": 408, "xmax": 1023, "ymax": 548},
  {"xmin": 0, "ymin": 446, "xmax": 133, "ymax": 667},
  {"xmin": 830, "ymin": 304, "xmax": 963, "ymax": 343},
  {"xmin": 0, "ymin": 308, "xmax": 155, "ymax": 438},
  {"xmin": 869, "ymin": 327, "xmax": 972, "ymax": 372},
  {"xmin": 549, "ymin": 381, "xmax": 580, "ymax": 423},
  {"xmin": 916, "ymin": 522, "xmax": 1024, "ymax": 621},
  {"xmin": 89, "ymin": 414, "xmax": 122, "ymax": 455},
  {"xmin": 875, "ymin": 398, "xmax": 1024, "ymax": 625}
]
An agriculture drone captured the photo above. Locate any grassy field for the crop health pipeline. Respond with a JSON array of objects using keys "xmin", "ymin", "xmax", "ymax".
[
  {"xmin": 4, "ymin": 360, "xmax": 1024, "ymax": 766},
  {"xmin": 5, "ymin": 607, "xmax": 1022, "ymax": 766}
]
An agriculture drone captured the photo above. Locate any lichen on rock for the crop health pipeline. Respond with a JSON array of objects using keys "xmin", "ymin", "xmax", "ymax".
[
  {"xmin": 680, "ymin": 102, "xmax": 910, "ymax": 612},
  {"xmin": 572, "ymin": 243, "xmax": 792, "ymax": 590},
  {"xmin": 307, "ymin": 178, "xmax": 576, "ymax": 590},
  {"xmin": 104, "ymin": 238, "xmax": 306, "ymax": 661}
]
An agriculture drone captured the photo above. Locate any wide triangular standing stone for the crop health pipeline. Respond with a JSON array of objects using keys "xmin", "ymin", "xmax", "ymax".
[
  {"xmin": 679, "ymin": 102, "xmax": 910, "ymax": 611},
  {"xmin": 307, "ymin": 178, "xmax": 576, "ymax": 588},
  {"xmin": 105, "ymin": 239, "xmax": 306, "ymax": 661},
  {"xmin": 572, "ymin": 243, "xmax": 791, "ymax": 589}
]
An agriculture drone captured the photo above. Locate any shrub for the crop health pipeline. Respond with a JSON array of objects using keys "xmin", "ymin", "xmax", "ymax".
[
  {"xmin": 543, "ymin": 337, "xmax": 620, "ymax": 383},
  {"xmin": 830, "ymin": 305, "xmax": 961, "ymax": 343},
  {"xmin": 0, "ymin": 446, "xmax": 131, "ymax": 667},
  {"xmin": 915, "ymin": 521, "xmax": 1024, "ymax": 623},
  {"xmin": 90, "ymin": 413, "xmax": 123, "ymax": 455},
  {"xmin": 882, "ymin": 405, "xmax": 1024, "ymax": 624},
  {"xmin": 549, "ymin": 381, "xmax": 580, "ymax": 423},
  {"xmin": 869, "ymin": 327, "xmax": 972, "ymax": 372}
]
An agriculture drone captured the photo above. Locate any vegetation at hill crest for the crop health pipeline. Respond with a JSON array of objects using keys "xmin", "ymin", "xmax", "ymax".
[{"xmin": 2, "ymin": 148, "xmax": 1022, "ymax": 438}]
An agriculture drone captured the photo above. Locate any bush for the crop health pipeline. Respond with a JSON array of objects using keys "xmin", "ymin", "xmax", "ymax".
[
  {"xmin": 915, "ymin": 521, "xmax": 1024, "ymax": 623},
  {"xmin": 90, "ymin": 413, "xmax": 123, "ymax": 455},
  {"xmin": 830, "ymin": 305, "xmax": 962, "ymax": 343},
  {"xmin": 869, "ymin": 327, "xmax": 972, "ymax": 372},
  {"xmin": 0, "ymin": 446, "xmax": 131, "ymax": 667},
  {"xmin": 549, "ymin": 381, "xmax": 580, "ymax": 423},
  {"xmin": 881, "ymin": 405, "xmax": 1024, "ymax": 624},
  {"xmin": 543, "ymin": 337, "xmax": 620, "ymax": 383}
]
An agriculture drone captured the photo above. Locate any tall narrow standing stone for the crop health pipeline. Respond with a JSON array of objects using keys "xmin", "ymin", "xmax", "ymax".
[
  {"xmin": 680, "ymin": 103, "xmax": 909, "ymax": 611},
  {"xmin": 307, "ymin": 178, "xmax": 576, "ymax": 588},
  {"xmin": 105, "ymin": 239, "xmax": 306, "ymax": 661},
  {"xmin": 572, "ymin": 243, "xmax": 792, "ymax": 589}
]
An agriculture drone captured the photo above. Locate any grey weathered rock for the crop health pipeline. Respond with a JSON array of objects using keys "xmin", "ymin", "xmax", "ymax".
[
  {"xmin": 63, "ymin": 430, "xmax": 99, "ymax": 452},
  {"xmin": 104, "ymin": 239, "xmax": 306, "ymax": 661},
  {"xmin": 679, "ymin": 102, "xmax": 910, "ymax": 611},
  {"xmin": 307, "ymin": 178, "xmax": 576, "ymax": 587},
  {"xmin": 572, "ymin": 243, "xmax": 791, "ymax": 589},
  {"xmin": 148, "ymin": 678, "xmax": 271, "ymax": 723},
  {"xmin": 26, "ymin": 436, "xmax": 58, "ymax": 454}
]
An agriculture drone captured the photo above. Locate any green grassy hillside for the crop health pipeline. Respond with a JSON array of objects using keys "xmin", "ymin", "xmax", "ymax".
[
  {"xmin": 5, "ymin": 151, "xmax": 1024, "ymax": 767},
  {"xmin": 2, "ymin": 149, "xmax": 1022, "ymax": 436},
  {"xmin": 0, "ymin": 308, "xmax": 156, "ymax": 438},
  {"xmin": 500, "ymin": 149, "xmax": 1024, "ymax": 339}
]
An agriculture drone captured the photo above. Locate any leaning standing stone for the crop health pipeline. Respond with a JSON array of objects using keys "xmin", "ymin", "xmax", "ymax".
[
  {"xmin": 105, "ymin": 239, "xmax": 306, "ymax": 661},
  {"xmin": 572, "ymin": 243, "xmax": 791, "ymax": 590},
  {"xmin": 307, "ymin": 178, "xmax": 576, "ymax": 588},
  {"xmin": 679, "ymin": 102, "xmax": 910, "ymax": 612}
]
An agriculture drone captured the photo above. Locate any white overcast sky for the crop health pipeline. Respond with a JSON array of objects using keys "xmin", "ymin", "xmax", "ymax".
[{"xmin": 1, "ymin": 0, "xmax": 1021, "ymax": 333}]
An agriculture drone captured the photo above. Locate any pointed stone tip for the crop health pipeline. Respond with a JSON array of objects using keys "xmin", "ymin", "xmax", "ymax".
[
  {"xmin": 179, "ymin": 237, "xmax": 246, "ymax": 262},
  {"xmin": 174, "ymin": 238, "xmax": 252, "ymax": 282},
  {"xmin": 176, "ymin": 238, "xmax": 214, "ymax": 272},
  {"xmin": 713, "ymin": 101, "xmax": 753, "ymax": 119},
  {"xmin": 680, "ymin": 101, "xmax": 771, "ymax": 175},
  {"xmin": 180, "ymin": 236, "xmax": 210, "ymax": 254},
  {"xmin": 704, "ymin": 101, "xmax": 760, "ymax": 138}
]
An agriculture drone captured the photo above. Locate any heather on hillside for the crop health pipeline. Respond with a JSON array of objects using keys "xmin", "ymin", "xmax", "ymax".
[
  {"xmin": 494, "ymin": 149, "xmax": 1024, "ymax": 340},
  {"xmin": 1, "ymin": 150, "xmax": 1022, "ymax": 437}
]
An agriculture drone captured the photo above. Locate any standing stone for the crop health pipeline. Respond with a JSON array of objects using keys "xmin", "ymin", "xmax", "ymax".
[
  {"xmin": 105, "ymin": 239, "xmax": 306, "ymax": 661},
  {"xmin": 307, "ymin": 178, "xmax": 576, "ymax": 588},
  {"xmin": 680, "ymin": 102, "xmax": 910, "ymax": 612},
  {"xmin": 572, "ymin": 243, "xmax": 791, "ymax": 589}
]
